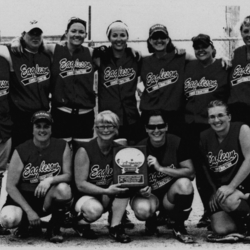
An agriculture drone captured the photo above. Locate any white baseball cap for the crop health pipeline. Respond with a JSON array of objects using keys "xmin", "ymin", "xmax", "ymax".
[{"xmin": 23, "ymin": 20, "xmax": 44, "ymax": 33}]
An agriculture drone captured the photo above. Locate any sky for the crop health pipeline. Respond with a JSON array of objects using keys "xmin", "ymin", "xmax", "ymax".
[{"xmin": 0, "ymin": 0, "xmax": 250, "ymax": 40}]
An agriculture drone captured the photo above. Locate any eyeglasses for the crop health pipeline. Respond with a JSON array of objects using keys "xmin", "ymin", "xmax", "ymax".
[
  {"xmin": 146, "ymin": 123, "xmax": 166, "ymax": 130},
  {"xmin": 95, "ymin": 125, "xmax": 116, "ymax": 131},
  {"xmin": 208, "ymin": 113, "xmax": 228, "ymax": 121}
]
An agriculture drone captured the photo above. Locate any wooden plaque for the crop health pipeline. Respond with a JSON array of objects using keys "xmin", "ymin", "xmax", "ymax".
[{"xmin": 113, "ymin": 145, "xmax": 148, "ymax": 188}]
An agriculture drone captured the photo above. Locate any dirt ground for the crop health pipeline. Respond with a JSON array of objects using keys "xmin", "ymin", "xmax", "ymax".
[{"xmin": 0, "ymin": 176, "xmax": 249, "ymax": 250}]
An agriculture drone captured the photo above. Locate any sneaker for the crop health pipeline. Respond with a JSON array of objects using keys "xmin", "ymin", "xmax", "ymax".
[
  {"xmin": 0, "ymin": 225, "xmax": 10, "ymax": 235},
  {"xmin": 46, "ymin": 218, "xmax": 63, "ymax": 243},
  {"xmin": 197, "ymin": 212, "xmax": 211, "ymax": 228},
  {"xmin": 73, "ymin": 224, "xmax": 98, "ymax": 239},
  {"xmin": 207, "ymin": 233, "xmax": 244, "ymax": 243},
  {"xmin": 121, "ymin": 210, "xmax": 134, "ymax": 229},
  {"xmin": 13, "ymin": 218, "xmax": 30, "ymax": 238},
  {"xmin": 172, "ymin": 222, "xmax": 195, "ymax": 243},
  {"xmin": 109, "ymin": 224, "xmax": 131, "ymax": 243}
]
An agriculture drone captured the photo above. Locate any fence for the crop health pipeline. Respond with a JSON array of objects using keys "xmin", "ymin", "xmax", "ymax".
[{"xmin": 0, "ymin": 36, "xmax": 244, "ymax": 59}]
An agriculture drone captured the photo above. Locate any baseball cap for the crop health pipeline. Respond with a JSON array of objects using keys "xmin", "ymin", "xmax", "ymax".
[
  {"xmin": 149, "ymin": 24, "xmax": 168, "ymax": 38},
  {"xmin": 31, "ymin": 111, "xmax": 53, "ymax": 124},
  {"xmin": 241, "ymin": 16, "xmax": 250, "ymax": 29},
  {"xmin": 192, "ymin": 34, "xmax": 213, "ymax": 48},
  {"xmin": 23, "ymin": 20, "xmax": 43, "ymax": 34}
]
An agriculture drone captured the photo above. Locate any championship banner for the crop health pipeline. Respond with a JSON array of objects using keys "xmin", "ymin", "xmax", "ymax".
[{"xmin": 113, "ymin": 146, "xmax": 148, "ymax": 188}]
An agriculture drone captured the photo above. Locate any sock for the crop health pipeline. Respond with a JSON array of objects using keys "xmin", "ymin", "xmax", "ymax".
[{"xmin": 174, "ymin": 193, "xmax": 194, "ymax": 210}]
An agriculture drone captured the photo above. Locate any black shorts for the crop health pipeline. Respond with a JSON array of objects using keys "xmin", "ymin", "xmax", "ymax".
[
  {"xmin": 51, "ymin": 108, "xmax": 94, "ymax": 139},
  {"xmin": 3, "ymin": 192, "xmax": 48, "ymax": 217}
]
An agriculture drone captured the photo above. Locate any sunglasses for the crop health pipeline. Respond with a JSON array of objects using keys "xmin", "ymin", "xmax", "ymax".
[
  {"xmin": 193, "ymin": 44, "xmax": 210, "ymax": 50},
  {"xmin": 146, "ymin": 123, "xmax": 166, "ymax": 130},
  {"xmin": 151, "ymin": 33, "xmax": 168, "ymax": 40}
]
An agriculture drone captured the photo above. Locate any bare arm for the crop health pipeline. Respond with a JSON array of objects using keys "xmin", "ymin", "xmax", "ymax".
[
  {"xmin": 147, "ymin": 155, "xmax": 195, "ymax": 180},
  {"xmin": 216, "ymin": 125, "xmax": 250, "ymax": 202},
  {"xmin": 74, "ymin": 147, "xmax": 128, "ymax": 196},
  {"xmin": 6, "ymin": 150, "xmax": 40, "ymax": 226},
  {"xmin": 34, "ymin": 142, "xmax": 72, "ymax": 198}
]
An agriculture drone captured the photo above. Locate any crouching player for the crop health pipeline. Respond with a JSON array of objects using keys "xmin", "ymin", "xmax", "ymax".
[
  {"xmin": 73, "ymin": 111, "xmax": 131, "ymax": 243},
  {"xmin": 131, "ymin": 110, "xmax": 195, "ymax": 243},
  {"xmin": 0, "ymin": 111, "xmax": 72, "ymax": 243},
  {"xmin": 200, "ymin": 100, "xmax": 250, "ymax": 243}
]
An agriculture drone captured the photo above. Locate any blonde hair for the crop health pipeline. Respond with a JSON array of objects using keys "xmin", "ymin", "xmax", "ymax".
[{"xmin": 95, "ymin": 110, "xmax": 120, "ymax": 130}]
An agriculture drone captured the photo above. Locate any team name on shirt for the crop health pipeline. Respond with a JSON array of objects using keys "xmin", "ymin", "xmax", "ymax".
[
  {"xmin": 20, "ymin": 64, "xmax": 50, "ymax": 86},
  {"xmin": 103, "ymin": 66, "xmax": 136, "ymax": 88},
  {"xmin": 146, "ymin": 69, "xmax": 178, "ymax": 93},
  {"xmin": 184, "ymin": 77, "xmax": 218, "ymax": 98},
  {"xmin": 0, "ymin": 80, "xmax": 9, "ymax": 96},
  {"xmin": 59, "ymin": 58, "xmax": 92, "ymax": 78},
  {"xmin": 149, "ymin": 164, "xmax": 175, "ymax": 190},
  {"xmin": 22, "ymin": 160, "xmax": 61, "ymax": 183},
  {"xmin": 89, "ymin": 164, "xmax": 113, "ymax": 186},
  {"xmin": 207, "ymin": 149, "xmax": 238, "ymax": 172},
  {"xmin": 231, "ymin": 64, "xmax": 250, "ymax": 86}
]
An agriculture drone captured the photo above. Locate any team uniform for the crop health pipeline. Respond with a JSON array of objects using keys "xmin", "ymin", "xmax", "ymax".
[
  {"xmin": 200, "ymin": 122, "xmax": 250, "ymax": 198},
  {"xmin": 140, "ymin": 52, "xmax": 186, "ymax": 136},
  {"xmin": 138, "ymin": 134, "xmax": 191, "ymax": 204},
  {"xmin": 184, "ymin": 59, "xmax": 230, "ymax": 210},
  {"xmin": 3, "ymin": 138, "xmax": 67, "ymax": 215},
  {"xmin": 97, "ymin": 47, "xmax": 144, "ymax": 144},
  {"xmin": 51, "ymin": 44, "xmax": 95, "ymax": 139},
  {"xmin": 0, "ymin": 56, "xmax": 12, "ymax": 172},
  {"xmin": 8, "ymin": 47, "xmax": 50, "ymax": 150},
  {"xmin": 228, "ymin": 45, "xmax": 250, "ymax": 125}
]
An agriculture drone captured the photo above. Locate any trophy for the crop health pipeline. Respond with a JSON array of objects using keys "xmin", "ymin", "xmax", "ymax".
[{"xmin": 113, "ymin": 145, "xmax": 148, "ymax": 188}]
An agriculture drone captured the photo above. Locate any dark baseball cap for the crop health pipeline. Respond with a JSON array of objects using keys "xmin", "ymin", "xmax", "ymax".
[
  {"xmin": 31, "ymin": 111, "xmax": 53, "ymax": 124},
  {"xmin": 149, "ymin": 24, "xmax": 168, "ymax": 38},
  {"xmin": 192, "ymin": 34, "xmax": 213, "ymax": 48}
]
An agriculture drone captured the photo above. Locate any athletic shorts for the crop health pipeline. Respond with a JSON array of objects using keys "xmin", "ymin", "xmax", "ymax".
[
  {"xmin": 3, "ymin": 192, "xmax": 48, "ymax": 217},
  {"xmin": 51, "ymin": 108, "xmax": 94, "ymax": 139}
]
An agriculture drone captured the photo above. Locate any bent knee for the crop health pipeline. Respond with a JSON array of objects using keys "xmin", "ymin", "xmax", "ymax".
[
  {"xmin": 132, "ymin": 200, "xmax": 154, "ymax": 221},
  {"xmin": 54, "ymin": 183, "xmax": 72, "ymax": 200},
  {"xmin": 0, "ymin": 206, "xmax": 23, "ymax": 229},
  {"xmin": 174, "ymin": 178, "xmax": 193, "ymax": 194}
]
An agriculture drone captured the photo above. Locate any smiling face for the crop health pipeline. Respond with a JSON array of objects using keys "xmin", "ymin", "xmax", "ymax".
[
  {"xmin": 194, "ymin": 44, "xmax": 214, "ymax": 62},
  {"xmin": 95, "ymin": 122, "xmax": 118, "ymax": 141},
  {"xmin": 66, "ymin": 22, "xmax": 86, "ymax": 47},
  {"xmin": 149, "ymin": 31, "xmax": 169, "ymax": 52},
  {"xmin": 23, "ymin": 28, "xmax": 43, "ymax": 52},
  {"xmin": 208, "ymin": 106, "xmax": 231, "ymax": 134},
  {"xmin": 241, "ymin": 26, "xmax": 250, "ymax": 47},
  {"xmin": 146, "ymin": 115, "xmax": 168, "ymax": 145},
  {"xmin": 33, "ymin": 121, "xmax": 52, "ymax": 144},
  {"xmin": 109, "ymin": 28, "xmax": 128, "ymax": 51}
]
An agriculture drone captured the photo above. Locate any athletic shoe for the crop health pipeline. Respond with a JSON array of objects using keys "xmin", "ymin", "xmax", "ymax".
[
  {"xmin": 46, "ymin": 217, "xmax": 63, "ymax": 243},
  {"xmin": 73, "ymin": 224, "xmax": 98, "ymax": 239},
  {"xmin": 109, "ymin": 224, "xmax": 131, "ymax": 243},
  {"xmin": 172, "ymin": 222, "xmax": 195, "ymax": 243},
  {"xmin": 207, "ymin": 233, "xmax": 244, "ymax": 243},
  {"xmin": 197, "ymin": 212, "xmax": 211, "ymax": 228},
  {"xmin": 0, "ymin": 225, "xmax": 10, "ymax": 235}
]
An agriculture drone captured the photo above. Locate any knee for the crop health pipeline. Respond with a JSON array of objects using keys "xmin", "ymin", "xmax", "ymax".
[
  {"xmin": 220, "ymin": 195, "xmax": 240, "ymax": 212},
  {"xmin": 0, "ymin": 207, "xmax": 22, "ymax": 229},
  {"xmin": 81, "ymin": 203, "xmax": 103, "ymax": 223},
  {"xmin": 54, "ymin": 183, "xmax": 72, "ymax": 200},
  {"xmin": 132, "ymin": 201, "xmax": 153, "ymax": 221},
  {"xmin": 212, "ymin": 222, "xmax": 237, "ymax": 235},
  {"xmin": 175, "ymin": 178, "xmax": 193, "ymax": 194}
]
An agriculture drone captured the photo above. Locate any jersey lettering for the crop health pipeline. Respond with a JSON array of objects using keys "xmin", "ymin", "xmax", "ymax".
[
  {"xmin": 231, "ymin": 64, "xmax": 250, "ymax": 86},
  {"xmin": 0, "ymin": 80, "xmax": 9, "ymax": 96}
]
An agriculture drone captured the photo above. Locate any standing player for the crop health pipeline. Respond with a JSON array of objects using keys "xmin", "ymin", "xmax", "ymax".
[
  {"xmin": 184, "ymin": 34, "xmax": 230, "ymax": 228},
  {"xmin": 0, "ymin": 56, "xmax": 12, "ymax": 235},
  {"xmin": 200, "ymin": 100, "xmax": 250, "ymax": 242},
  {"xmin": 131, "ymin": 110, "xmax": 195, "ymax": 243},
  {"xmin": 229, "ymin": 16, "xmax": 250, "ymax": 125},
  {"xmin": 93, "ymin": 20, "xmax": 145, "ymax": 146},
  {"xmin": 0, "ymin": 111, "xmax": 72, "ymax": 243},
  {"xmin": 0, "ymin": 21, "xmax": 51, "ymax": 152}
]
